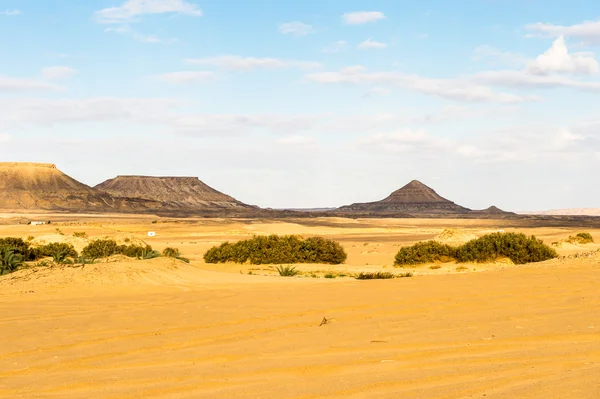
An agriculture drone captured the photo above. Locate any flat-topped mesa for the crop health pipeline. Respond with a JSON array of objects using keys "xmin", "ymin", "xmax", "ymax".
[
  {"xmin": 95, "ymin": 175, "xmax": 252, "ymax": 210},
  {"xmin": 0, "ymin": 162, "xmax": 57, "ymax": 169},
  {"xmin": 0, "ymin": 162, "xmax": 96, "ymax": 193},
  {"xmin": 0, "ymin": 162, "xmax": 165, "ymax": 213},
  {"xmin": 336, "ymin": 180, "xmax": 471, "ymax": 215}
]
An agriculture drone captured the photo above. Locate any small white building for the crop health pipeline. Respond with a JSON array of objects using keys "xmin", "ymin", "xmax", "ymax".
[
  {"xmin": 30, "ymin": 221, "xmax": 48, "ymax": 226},
  {"xmin": 147, "ymin": 231, "xmax": 156, "ymax": 237}
]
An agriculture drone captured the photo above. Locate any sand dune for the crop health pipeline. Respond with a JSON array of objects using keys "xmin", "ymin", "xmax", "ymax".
[{"xmin": 1, "ymin": 218, "xmax": 599, "ymax": 398}]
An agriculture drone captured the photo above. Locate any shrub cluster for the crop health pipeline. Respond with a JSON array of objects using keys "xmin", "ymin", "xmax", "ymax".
[
  {"xmin": 204, "ymin": 235, "xmax": 347, "ymax": 265},
  {"xmin": 566, "ymin": 232, "xmax": 594, "ymax": 244},
  {"xmin": 394, "ymin": 232, "xmax": 558, "ymax": 266},
  {"xmin": 81, "ymin": 239, "xmax": 157, "ymax": 259},
  {"xmin": 162, "ymin": 247, "xmax": 190, "ymax": 263},
  {"xmin": 394, "ymin": 241, "xmax": 455, "ymax": 266},
  {"xmin": 0, "ymin": 237, "xmax": 36, "ymax": 261},
  {"xmin": 35, "ymin": 242, "xmax": 78, "ymax": 258},
  {"xmin": 0, "ymin": 238, "xmax": 80, "ymax": 272}
]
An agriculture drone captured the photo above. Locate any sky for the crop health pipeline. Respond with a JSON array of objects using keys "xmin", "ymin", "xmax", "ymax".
[{"xmin": 1, "ymin": 0, "xmax": 600, "ymax": 211}]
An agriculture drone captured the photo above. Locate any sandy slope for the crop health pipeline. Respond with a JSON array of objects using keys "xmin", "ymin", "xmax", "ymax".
[{"xmin": 0, "ymin": 217, "xmax": 599, "ymax": 398}]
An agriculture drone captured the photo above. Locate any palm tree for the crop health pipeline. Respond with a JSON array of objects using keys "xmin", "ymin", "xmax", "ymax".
[{"xmin": 0, "ymin": 250, "xmax": 24, "ymax": 275}]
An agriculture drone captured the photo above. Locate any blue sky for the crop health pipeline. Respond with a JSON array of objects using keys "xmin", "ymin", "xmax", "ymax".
[{"xmin": 1, "ymin": 0, "xmax": 600, "ymax": 211}]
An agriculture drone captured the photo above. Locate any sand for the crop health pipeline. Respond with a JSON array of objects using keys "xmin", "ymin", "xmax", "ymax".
[{"xmin": 1, "ymin": 217, "xmax": 599, "ymax": 398}]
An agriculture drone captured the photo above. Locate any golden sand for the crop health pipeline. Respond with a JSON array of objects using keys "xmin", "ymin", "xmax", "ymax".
[{"xmin": 1, "ymin": 217, "xmax": 599, "ymax": 398}]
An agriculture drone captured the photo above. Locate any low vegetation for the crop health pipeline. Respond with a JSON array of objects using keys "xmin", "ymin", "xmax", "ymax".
[
  {"xmin": 162, "ymin": 247, "xmax": 190, "ymax": 263},
  {"xmin": 0, "ymin": 250, "xmax": 24, "ymax": 275},
  {"xmin": 34, "ymin": 242, "xmax": 78, "ymax": 260},
  {"xmin": 394, "ymin": 232, "xmax": 558, "ymax": 267},
  {"xmin": 394, "ymin": 241, "xmax": 455, "ymax": 266},
  {"xmin": 275, "ymin": 265, "xmax": 299, "ymax": 277},
  {"xmin": 0, "ymin": 237, "xmax": 37, "ymax": 261},
  {"xmin": 355, "ymin": 272, "xmax": 412, "ymax": 280},
  {"xmin": 0, "ymin": 237, "xmax": 187, "ymax": 276},
  {"xmin": 0, "ymin": 238, "xmax": 79, "ymax": 273},
  {"xmin": 81, "ymin": 239, "xmax": 157, "ymax": 259},
  {"xmin": 203, "ymin": 235, "xmax": 347, "ymax": 265},
  {"xmin": 566, "ymin": 232, "xmax": 594, "ymax": 244}
]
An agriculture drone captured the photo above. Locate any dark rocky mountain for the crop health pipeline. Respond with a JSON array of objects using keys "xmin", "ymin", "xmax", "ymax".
[
  {"xmin": 95, "ymin": 175, "xmax": 254, "ymax": 211},
  {"xmin": 336, "ymin": 180, "xmax": 471, "ymax": 215}
]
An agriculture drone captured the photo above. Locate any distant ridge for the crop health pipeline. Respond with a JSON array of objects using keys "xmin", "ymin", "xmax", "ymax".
[
  {"xmin": 95, "ymin": 175, "xmax": 253, "ymax": 211},
  {"xmin": 527, "ymin": 208, "xmax": 600, "ymax": 217},
  {"xmin": 471, "ymin": 205, "xmax": 515, "ymax": 215},
  {"xmin": 336, "ymin": 180, "xmax": 470, "ymax": 215}
]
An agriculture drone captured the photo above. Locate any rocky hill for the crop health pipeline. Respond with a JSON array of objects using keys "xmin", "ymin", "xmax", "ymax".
[
  {"xmin": 471, "ymin": 206, "xmax": 515, "ymax": 215},
  {"xmin": 336, "ymin": 180, "xmax": 470, "ymax": 215},
  {"xmin": 0, "ymin": 163, "xmax": 165, "ymax": 213},
  {"xmin": 95, "ymin": 176, "xmax": 254, "ymax": 211}
]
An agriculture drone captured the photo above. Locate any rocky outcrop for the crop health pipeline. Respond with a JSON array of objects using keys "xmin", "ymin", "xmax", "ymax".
[
  {"xmin": 336, "ymin": 180, "xmax": 470, "ymax": 215},
  {"xmin": 95, "ymin": 175, "xmax": 253, "ymax": 211}
]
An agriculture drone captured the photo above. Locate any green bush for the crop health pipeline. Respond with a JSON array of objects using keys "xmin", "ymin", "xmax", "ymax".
[
  {"xmin": 118, "ymin": 244, "xmax": 153, "ymax": 258},
  {"xmin": 162, "ymin": 247, "xmax": 181, "ymax": 258},
  {"xmin": 356, "ymin": 272, "xmax": 397, "ymax": 280},
  {"xmin": 394, "ymin": 241, "xmax": 455, "ymax": 266},
  {"xmin": 35, "ymin": 242, "xmax": 78, "ymax": 259},
  {"xmin": 138, "ymin": 248, "xmax": 161, "ymax": 260},
  {"xmin": 455, "ymin": 233, "xmax": 557, "ymax": 264},
  {"xmin": 394, "ymin": 232, "xmax": 558, "ymax": 266},
  {"xmin": 566, "ymin": 232, "xmax": 594, "ymax": 244},
  {"xmin": 82, "ymin": 239, "xmax": 157, "ymax": 259},
  {"xmin": 73, "ymin": 232, "xmax": 87, "ymax": 238},
  {"xmin": 204, "ymin": 235, "xmax": 347, "ymax": 265},
  {"xmin": 82, "ymin": 239, "xmax": 120, "ymax": 258},
  {"xmin": 275, "ymin": 265, "xmax": 299, "ymax": 276},
  {"xmin": 0, "ymin": 249, "xmax": 24, "ymax": 275},
  {"xmin": 0, "ymin": 237, "xmax": 36, "ymax": 261}
]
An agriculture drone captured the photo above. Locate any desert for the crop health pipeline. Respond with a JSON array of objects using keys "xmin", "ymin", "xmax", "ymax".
[
  {"xmin": 1, "ymin": 212, "xmax": 600, "ymax": 398},
  {"xmin": 4, "ymin": 1, "xmax": 600, "ymax": 397}
]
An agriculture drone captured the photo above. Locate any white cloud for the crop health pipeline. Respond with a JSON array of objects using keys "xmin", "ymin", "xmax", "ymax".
[
  {"xmin": 366, "ymin": 87, "xmax": 391, "ymax": 96},
  {"xmin": 322, "ymin": 40, "xmax": 347, "ymax": 53},
  {"xmin": 307, "ymin": 67, "xmax": 533, "ymax": 103},
  {"xmin": 472, "ymin": 45, "xmax": 527, "ymax": 67},
  {"xmin": 473, "ymin": 69, "xmax": 600, "ymax": 91},
  {"xmin": 95, "ymin": 0, "xmax": 202, "ymax": 24},
  {"xmin": 156, "ymin": 71, "xmax": 216, "ymax": 84},
  {"xmin": 342, "ymin": 11, "xmax": 385, "ymax": 25},
  {"xmin": 526, "ymin": 36, "xmax": 599, "ymax": 75},
  {"xmin": 309, "ymin": 36, "xmax": 600, "ymax": 101},
  {"xmin": 526, "ymin": 20, "xmax": 600, "ymax": 44},
  {"xmin": 355, "ymin": 129, "xmax": 450, "ymax": 153},
  {"xmin": 355, "ymin": 124, "xmax": 595, "ymax": 164},
  {"xmin": 357, "ymin": 39, "xmax": 387, "ymax": 49},
  {"xmin": 186, "ymin": 55, "xmax": 320, "ymax": 71},
  {"xmin": 276, "ymin": 135, "xmax": 317, "ymax": 145},
  {"xmin": 171, "ymin": 114, "xmax": 321, "ymax": 135},
  {"xmin": 0, "ymin": 76, "xmax": 62, "ymax": 92},
  {"xmin": 41, "ymin": 66, "xmax": 78, "ymax": 80},
  {"xmin": 0, "ymin": 98, "xmax": 176, "ymax": 126},
  {"xmin": 278, "ymin": 21, "xmax": 314, "ymax": 36},
  {"xmin": 0, "ymin": 9, "xmax": 21, "ymax": 16},
  {"xmin": 552, "ymin": 127, "xmax": 585, "ymax": 149},
  {"xmin": 105, "ymin": 25, "xmax": 172, "ymax": 43},
  {"xmin": 0, "ymin": 133, "xmax": 10, "ymax": 142}
]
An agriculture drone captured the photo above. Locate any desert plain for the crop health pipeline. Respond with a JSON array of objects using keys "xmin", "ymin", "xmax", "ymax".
[{"xmin": 0, "ymin": 214, "xmax": 599, "ymax": 398}]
